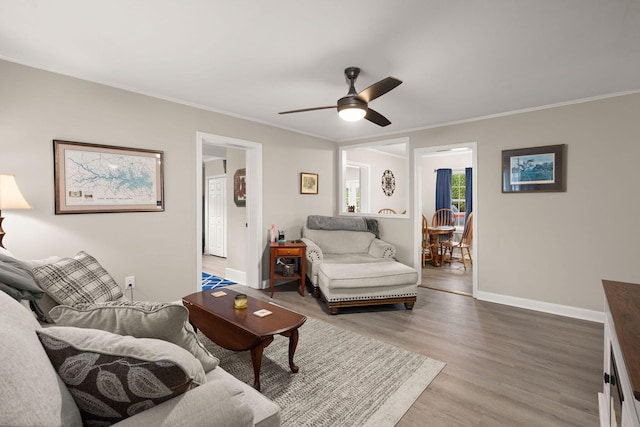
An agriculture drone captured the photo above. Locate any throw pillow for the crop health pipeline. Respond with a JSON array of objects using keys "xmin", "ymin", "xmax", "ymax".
[
  {"xmin": 50, "ymin": 300, "xmax": 219, "ymax": 372},
  {"xmin": 0, "ymin": 247, "xmax": 15, "ymax": 258},
  {"xmin": 32, "ymin": 251, "xmax": 123, "ymax": 306},
  {"xmin": 0, "ymin": 253, "xmax": 45, "ymax": 301},
  {"xmin": 23, "ymin": 256, "xmax": 63, "ymax": 323},
  {"xmin": 36, "ymin": 326, "xmax": 205, "ymax": 425}
]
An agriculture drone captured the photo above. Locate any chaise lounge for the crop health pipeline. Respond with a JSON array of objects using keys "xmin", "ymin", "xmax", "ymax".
[{"xmin": 301, "ymin": 215, "xmax": 418, "ymax": 314}]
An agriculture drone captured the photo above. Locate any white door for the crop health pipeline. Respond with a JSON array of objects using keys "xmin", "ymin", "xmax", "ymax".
[{"xmin": 206, "ymin": 177, "xmax": 226, "ymax": 257}]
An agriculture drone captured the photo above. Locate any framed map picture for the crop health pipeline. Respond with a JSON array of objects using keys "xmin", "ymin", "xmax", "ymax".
[{"xmin": 53, "ymin": 140, "xmax": 164, "ymax": 214}]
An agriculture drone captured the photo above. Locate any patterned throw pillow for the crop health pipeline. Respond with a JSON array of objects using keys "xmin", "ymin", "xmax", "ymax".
[
  {"xmin": 50, "ymin": 300, "xmax": 219, "ymax": 372},
  {"xmin": 32, "ymin": 251, "xmax": 123, "ymax": 305},
  {"xmin": 36, "ymin": 326, "xmax": 205, "ymax": 425}
]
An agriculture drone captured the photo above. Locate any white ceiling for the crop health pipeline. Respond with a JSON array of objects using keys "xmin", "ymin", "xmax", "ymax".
[{"xmin": 1, "ymin": 0, "xmax": 639, "ymax": 142}]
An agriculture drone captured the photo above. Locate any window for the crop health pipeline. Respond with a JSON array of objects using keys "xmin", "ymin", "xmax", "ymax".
[
  {"xmin": 339, "ymin": 138, "xmax": 408, "ymax": 216},
  {"xmin": 451, "ymin": 172, "xmax": 466, "ymax": 228},
  {"xmin": 344, "ymin": 162, "xmax": 370, "ymax": 213},
  {"xmin": 345, "ymin": 179, "xmax": 361, "ymax": 212}
]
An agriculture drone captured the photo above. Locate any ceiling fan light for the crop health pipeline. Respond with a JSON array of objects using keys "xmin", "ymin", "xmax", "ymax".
[{"xmin": 338, "ymin": 106, "xmax": 366, "ymax": 122}]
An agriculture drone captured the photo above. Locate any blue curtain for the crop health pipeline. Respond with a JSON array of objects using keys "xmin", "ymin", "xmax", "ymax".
[
  {"xmin": 435, "ymin": 169, "xmax": 452, "ymax": 211},
  {"xmin": 465, "ymin": 167, "xmax": 473, "ymax": 223}
]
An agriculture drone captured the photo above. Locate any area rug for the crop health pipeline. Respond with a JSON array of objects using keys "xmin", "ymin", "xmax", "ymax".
[
  {"xmin": 198, "ymin": 316, "xmax": 445, "ymax": 427},
  {"xmin": 201, "ymin": 272, "xmax": 236, "ymax": 290}
]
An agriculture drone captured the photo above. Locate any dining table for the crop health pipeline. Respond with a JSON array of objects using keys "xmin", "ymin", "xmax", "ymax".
[{"xmin": 427, "ymin": 225, "xmax": 456, "ymax": 267}]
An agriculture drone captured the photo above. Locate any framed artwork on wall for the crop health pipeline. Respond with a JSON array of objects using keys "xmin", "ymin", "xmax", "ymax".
[
  {"xmin": 234, "ymin": 168, "xmax": 246, "ymax": 206},
  {"xmin": 381, "ymin": 169, "xmax": 395, "ymax": 196},
  {"xmin": 300, "ymin": 172, "xmax": 318, "ymax": 194},
  {"xmin": 53, "ymin": 140, "xmax": 164, "ymax": 214},
  {"xmin": 502, "ymin": 144, "xmax": 566, "ymax": 193}
]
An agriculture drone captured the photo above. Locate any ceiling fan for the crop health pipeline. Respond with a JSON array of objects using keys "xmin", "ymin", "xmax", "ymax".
[{"xmin": 278, "ymin": 67, "xmax": 402, "ymax": 127}]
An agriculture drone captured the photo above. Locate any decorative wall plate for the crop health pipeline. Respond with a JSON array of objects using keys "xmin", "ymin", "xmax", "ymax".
[{"xmin": 381, "ymin": 169, "xmax": 395, "ymax": 196}]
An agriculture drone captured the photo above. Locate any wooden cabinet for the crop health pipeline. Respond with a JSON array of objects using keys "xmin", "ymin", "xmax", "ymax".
[
  {"xmin": 600, "ymin": 280, "xmax": 640, "ymax": 427},
  {"xmin": 269, "ymin": 241, "xmax": 306, "ymax": 298}
]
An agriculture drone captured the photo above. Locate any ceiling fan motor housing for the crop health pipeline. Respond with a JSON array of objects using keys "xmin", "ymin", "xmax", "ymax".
[{"xmin": 337, "ymin": 96, "xmax": 367, "ymax": 112}]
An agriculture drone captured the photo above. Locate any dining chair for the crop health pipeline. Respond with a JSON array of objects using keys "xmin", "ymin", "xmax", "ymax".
[
  {"xmin": 421, "ymin": 214, "xmax": 432, "ymax": 267},
  {"xmin": 431, "ymin": 208, "xmax": 455, "ymax": 227},
  {"xmin": 443, "ymin": 212, "xmax": 473, "ymax": 270},
  {"xmin": 431, "ymin": 208, "xmax": 455, "ymax": 249},
  {"xmin": 378, "ymin": 208, "xmax": 396, "ymax": 214}
]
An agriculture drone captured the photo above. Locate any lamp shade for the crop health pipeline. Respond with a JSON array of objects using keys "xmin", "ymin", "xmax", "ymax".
[{"xmin": 0, "ymin": 174, "xmax": 31, "ymax": 210}]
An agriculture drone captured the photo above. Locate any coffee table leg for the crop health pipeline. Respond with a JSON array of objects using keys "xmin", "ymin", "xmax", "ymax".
[
  {"xmin": 250, "ymin": 336, "xmax": 273, "ymax": 391},
  {"xmin": 285, "ymin": 328, "xmax": 300, "ymax": 373}
]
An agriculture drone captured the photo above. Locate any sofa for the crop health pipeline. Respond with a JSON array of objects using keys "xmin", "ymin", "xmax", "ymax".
[
  {"xmin": 301, "ymin": 216, "xmax": 418, "ymax": 314},
  {"xmin": 0, "ymin": 249, "xmax": 280, "ymax": 427}
]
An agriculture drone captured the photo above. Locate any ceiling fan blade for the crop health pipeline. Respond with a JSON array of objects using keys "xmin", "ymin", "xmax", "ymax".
[
  {"xmin": 365, "ymin": 108, "xmax": 392, "ymax": 127},
  {"xmin": 278, "ymin": 106, "xmax": 336, "ymax": 114},
  {"xmin": 357, "ymin": 77, "xmax": 402, "ymax": 103}
]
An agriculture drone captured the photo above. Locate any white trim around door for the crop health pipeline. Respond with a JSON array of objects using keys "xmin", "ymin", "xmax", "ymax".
[
  {"xmin": 413, "ymin": 141, "xmax": 478, "ymax": 297},
  {"xmin": 196, "ymin": 132, "xmax": 263, "ymax": 291}
]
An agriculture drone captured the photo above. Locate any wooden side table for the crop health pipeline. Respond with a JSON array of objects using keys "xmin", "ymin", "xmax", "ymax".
[{"xmin": 269, "ymin": 241, "xmax": 306, "ymax": 297}]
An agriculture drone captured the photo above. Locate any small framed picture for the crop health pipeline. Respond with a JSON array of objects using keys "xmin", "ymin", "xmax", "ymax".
[
  {"xmin": 502, "ymin": 144, "xmax": 566, "ymax": 193},
  {"xmin": 234, "ymin": 168, "xmax": 246, "ymax": 206},
  {"xmin": 300, "ymin": 172, "xmax": 318, "ymax": 195}
]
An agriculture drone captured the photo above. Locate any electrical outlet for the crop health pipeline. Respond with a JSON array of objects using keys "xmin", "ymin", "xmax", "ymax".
[{"xmin": 125, "ymin": 276, "xmax": 135, "ymax": 289}]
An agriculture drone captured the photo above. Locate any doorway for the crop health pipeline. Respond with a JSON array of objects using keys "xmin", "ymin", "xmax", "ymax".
[
  {"xmin": 205, "ymin": 176, "xmax": 226, "ymax": 258},
  {"xmin": 414, "ymin": 142, "xmax": 478, "ymax": 297},
  {"xmin": 195, "ymin": 132, "xmax": 263, "ymax": 292}
]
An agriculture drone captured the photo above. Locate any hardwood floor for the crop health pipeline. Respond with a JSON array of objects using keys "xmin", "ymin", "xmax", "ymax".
[
  {"xmin": 422, "ymin": 258, "xmax": 473, "ymax": 295},
  {"xmin": 202, "ymin": 255, "xmax": 603, "ymax": 426},
  {"xmin": 202, "ymin": 254, "xmax": 226, "ymax": 278}
]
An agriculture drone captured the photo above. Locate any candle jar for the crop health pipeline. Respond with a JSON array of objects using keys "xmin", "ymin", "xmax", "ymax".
[{"xmin": 234, "ymin": 294, "xmax": 248, "ymax": 309}]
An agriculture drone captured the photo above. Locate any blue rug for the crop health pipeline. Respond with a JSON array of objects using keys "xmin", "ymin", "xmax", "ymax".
[{"xmin": 202, "ymin": 272, "xmax": 236, "ymax": 290}]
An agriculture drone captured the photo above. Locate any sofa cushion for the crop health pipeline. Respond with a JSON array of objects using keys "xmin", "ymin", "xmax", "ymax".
[
  {"xmin": 50, "ymin": 300, "xmax": 219, "ymax": 372},
  {"xmin": 319, "ymin": 262, "xmax": 418, "ymax": 289},
  {"xmin": 307, "ymin": 254, "xmax": 395, "ymax": 286},
  {"xmin": 0, "ymin": 290, "xmax": 82, "ymax": 427},
  {"xmin": 302, "ymin": 227, "xmax": 376, "ymax": 254},
  {"xmin": 0, "ymin": 253, "xmax": 45, "ymax": 301},
  {"xmin": 207, "ymin": 367, "xmax": 281, "ymax": 427},
  {"xmin": 37, "ymin": 326, "xmax": 205, "ymax": 425},
  {"xmin": 32, "ymin": 251, "xmax": 124, "ymax": 305}
]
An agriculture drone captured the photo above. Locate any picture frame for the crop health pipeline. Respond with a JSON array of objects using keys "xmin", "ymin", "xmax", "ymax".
[
  {"xmin": 233, "ymin": 168, "xmax": 246, "ymax": 207},
  {"xmin": 53, "ymin": 140, "xmax": 164, "ymax": 214},
  {"xmin": 502, "ymin": 144, "xmax": 566, "ymax": 193},
  {"xmin": 300, "ymin": 172, "xmax": 318, "ymax": 195}
]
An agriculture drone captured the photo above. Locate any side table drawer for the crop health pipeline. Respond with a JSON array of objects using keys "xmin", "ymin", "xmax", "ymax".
[{"xmin": 275, "ymin": 248, "xmax": 301, "ymax": 257}]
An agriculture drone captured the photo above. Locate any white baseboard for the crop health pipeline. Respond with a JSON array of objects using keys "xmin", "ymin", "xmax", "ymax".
[
  {"xmin": 598, "ymin": 393, "xmax": 607, "ymax": 427},
  {"xmin": 224, "ymin": 268, "xmax": 246, "ymax": 286},
  {"xmin": 476, "ymin": 291, "xmax": 604, "ymax": 323}
]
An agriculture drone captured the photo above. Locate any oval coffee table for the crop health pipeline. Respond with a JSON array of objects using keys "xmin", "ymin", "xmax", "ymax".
[{"xmin": 182, "ymin": 289, "xmax": 307, "ymax": 391}]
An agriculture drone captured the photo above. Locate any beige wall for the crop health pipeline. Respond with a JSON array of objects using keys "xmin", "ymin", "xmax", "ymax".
[
  {"xmin": 0, "ymin": 60, "xmax": 334, "ymax": 302},
  {"xmin": 204, "ymin": 158, "xmax": 225, "ymax": 177},
  {"xmin": 346, "ymin": 92, "xmax": 640, "ymax": 313},
  {"xmin": 225, "ymin": 148, "xmax": 246, "ymax": 275}
]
